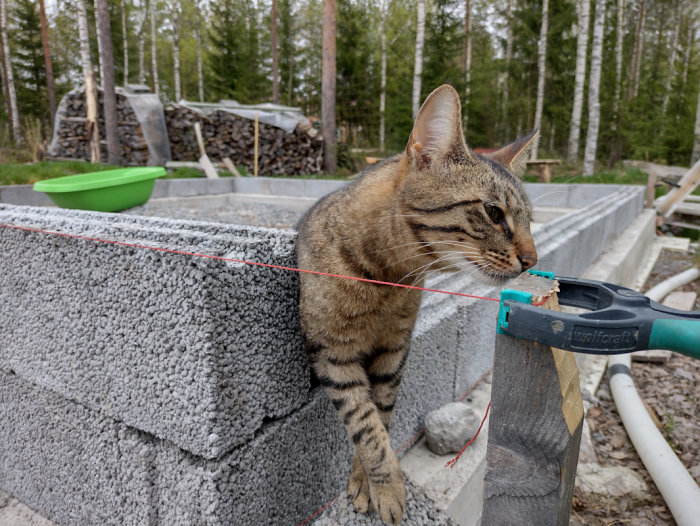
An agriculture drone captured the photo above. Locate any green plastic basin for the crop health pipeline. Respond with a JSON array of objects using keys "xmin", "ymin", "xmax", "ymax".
[{"xmin": 33, "ymin": 167, "xmax": 166, "ymax": 212}]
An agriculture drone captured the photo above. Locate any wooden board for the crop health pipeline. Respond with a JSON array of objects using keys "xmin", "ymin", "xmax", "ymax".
[
  {"xmin": 482, "ymin": 273, "xmax": 583, "ymax": 526},
  {"xmin": 657, "ymin": 158, "xmax": 700, "ymax": 217}
]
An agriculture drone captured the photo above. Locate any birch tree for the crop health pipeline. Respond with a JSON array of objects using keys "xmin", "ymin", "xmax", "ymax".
[
  {"xmin": 583, "ymin": 0, "xmax": 606, "ymax": 176},
  {"xmin": 38, "ymin": 0, "xmax": 56, "ymax": 128},
  {"xmin": 0, "ymin": 0, "xmax": 20, "ymax": 142},
  {"xmin": 93, "ymin": 0, "xmax": 105, "ymax": 83},
  {"xmin": 628, "ymin": 0, "xmax": 645, "ymax": 99},
  {"xmin": 412, "ymin": 0, "xmax": 425, "ymax": 119},
  {"xmin": 661, "ymin": 0, "xmax": 681, "ymax": 115},
  {"xmin": 150, "ymin": 0, "xmax": 159, "ymax": 94},
  {"xmin": 502, "ymin": 0, "xmax": 513, "ymax": 140},
  {"xmin": 567, "ymin": 0, "xmax": 589, "ymax": 162},
  {"xmin": 322, "ymin": 0, "xmax": 336, "ymax": 173},
  {"xmin": 122, "ymin": 0, "xmax": 129, "ymax": 84},
  {"xmin": 611, "ymin": 0, "xmax": 624, "ymax": 129},
  {"xmin": 463, "ymin": 0, "xmax": 472, "ymax": 133},
  {"xmin": 379, "ymin": 0, "xmax": 387, "ymax": 152},
  {"xmin": 137, "ymin": 0, "xmax": 147, "ymax": 84},
  {"xmin": 171, "ymin": 0, "xmax": 181, "ymax": 101},
  {"xmin": 95, "ymin": 0, "xmax": 120, "ymax": 164},
  {"xmin": 609, "ymin": 0, "xmax": 624, "ymax": 164},
  {"xmin": 271, "ymin": 0, "xmax": 279, "ymax": 103},
  {"xmin": 531, "ymin": 0, "xmax": 549, "ymax": 160},
  {"xmin": 196, "ymin": 5, "xmax": 204, "ymax": 101},
  {"xmin": 693, "ymin": 84, "xmax": 700, "ymax": 163}
]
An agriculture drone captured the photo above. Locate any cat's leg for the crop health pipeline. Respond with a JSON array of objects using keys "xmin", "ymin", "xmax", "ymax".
[
  {"xmin": 312, "ymin": 348, "xmax": 405, "ymax": 526},
  {"xmin": 347, "ymin": 345, "xmax": 409, "ymax": 514}
]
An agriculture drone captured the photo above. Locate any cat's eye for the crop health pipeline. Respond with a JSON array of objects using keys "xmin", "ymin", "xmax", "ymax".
[{"xmin": 484, "ymin": 204, "xmax": 504, "ymax": 224}]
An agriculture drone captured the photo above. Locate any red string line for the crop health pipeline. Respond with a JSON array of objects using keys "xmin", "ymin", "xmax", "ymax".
[
  {"xmin": 445, "ymin": 401, "xmax": 491, "ymax": 469},
  {"xmin": 0, "ymin": 223, "xmax": 500, "ymax": 302}
]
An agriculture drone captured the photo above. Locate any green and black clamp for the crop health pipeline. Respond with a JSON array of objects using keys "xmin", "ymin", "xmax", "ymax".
[{"xmin": 497, "ymin": 272, "xmax": 700, "ymax": 360}]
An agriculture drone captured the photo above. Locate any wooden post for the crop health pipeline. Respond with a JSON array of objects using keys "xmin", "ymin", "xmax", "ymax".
[
  {"xmin": 254, "ymin": 111, "xmax": 259, "ymax": 177},
  {"xmin": 483, "ymin": 273, "xmax": 583, "ymax": 526},
  {"xmin": 645, "ymin": 170, "xmax": 657, "ymax": 209},
  {"xmin": 85, "ymin": 71, "xmax": 101, "ymax": 164}
]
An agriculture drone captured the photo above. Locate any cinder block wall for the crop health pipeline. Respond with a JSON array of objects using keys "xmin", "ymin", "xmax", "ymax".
[{"xmin": 0, "ymin": 184, "xmax": 643, "ymax": 525}]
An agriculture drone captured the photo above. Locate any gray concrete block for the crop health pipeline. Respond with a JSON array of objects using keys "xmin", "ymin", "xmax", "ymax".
[
  {"xmin": 390, "ymin": 305, "xmax": 460, "ymax": 452},
  {"xmin": 0, "ymin": 370, "xmax": 352, "ymax": 526},
  {"xmin": 154, "ymin": 389, "xmax": 352, "ymax": 526},
  {"xmin": 0, "ymin": 371, "xmax": 153, "ymax": 526},
  {"xmin": 0, "ymin": 204, "xmax": 309, "ymax": 459},
  {"xmin": 0, "ymin": 185, "xmax": 53, "ymax": 206}
]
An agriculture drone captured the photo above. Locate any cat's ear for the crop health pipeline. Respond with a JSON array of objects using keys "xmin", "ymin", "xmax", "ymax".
[
  {"xmin": 485, "ymin": 130, "xmax": 539, "ymax": 177},
  {"xmin": 406, "ymin": 85, "xmax": 470, "ymax": 170}
]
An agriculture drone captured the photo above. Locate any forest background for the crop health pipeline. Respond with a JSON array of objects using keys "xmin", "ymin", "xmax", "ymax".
[{"xmin": 0, "ymin": 0, "xmax": 699, "ymax": 173}]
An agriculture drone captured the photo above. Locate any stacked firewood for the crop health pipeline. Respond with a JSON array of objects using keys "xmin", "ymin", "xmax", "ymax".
[
  {"xmin": 49, "ymin": 88, "xmax": 149, "ymax": 165},
  {"xmin": 165, "ymin": 105, "xmax": 324, "ymax": 175}
]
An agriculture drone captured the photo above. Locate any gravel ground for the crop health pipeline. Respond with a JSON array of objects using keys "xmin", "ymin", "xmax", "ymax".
[
  {"xmin": 129, "ymin": 199, "xmax": 305, "ymax": 230},
  {"xmin": 571, "ymin": 243, "xmax": 700, "ymax": 526},
  {"xmin": 312, "ymin": 479, "xmax": 457, "ymax": 526}
]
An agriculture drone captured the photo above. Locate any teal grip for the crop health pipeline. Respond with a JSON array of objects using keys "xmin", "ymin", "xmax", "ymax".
[{"xmin": 649, "ymin": 319, "xmax": 700, "ymax": 359}]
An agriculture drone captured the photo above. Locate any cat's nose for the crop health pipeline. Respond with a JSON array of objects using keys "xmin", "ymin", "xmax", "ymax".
[{"xmin": 518, "ymin": 252, "xmax": 537, "ymax": 271}]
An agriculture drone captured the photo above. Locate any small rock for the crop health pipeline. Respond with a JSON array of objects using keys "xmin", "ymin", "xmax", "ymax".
[
  {"xmin": 575, "ymin": 463, "xmax": 652, "ymax": 506},
  {"xmin": 424, "ymin": 402, "xmax": 480, "ymax": 455}
]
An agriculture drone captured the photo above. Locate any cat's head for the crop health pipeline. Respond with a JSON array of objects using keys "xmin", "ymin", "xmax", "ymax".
[{"xmin": 401, "ymin": 84, "xmax": 538, "ymax": 282}]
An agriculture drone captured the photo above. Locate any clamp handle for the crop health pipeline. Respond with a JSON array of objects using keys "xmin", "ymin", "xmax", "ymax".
[{"xmin": 498, "ymin": 275, "xmax": 700, "ymax": 359}]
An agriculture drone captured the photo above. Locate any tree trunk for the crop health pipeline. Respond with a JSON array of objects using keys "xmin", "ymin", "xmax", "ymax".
[
  {"xmin": 150, "ymin": 0, "xmax": 159, "ymax": 94},
  {"xmin": 38, "ymin": 0, "xmax": 57, "ymax": 128},
  {"xmin": 271, "ymin": 0, "xmax": 279, "ymax": 103},
  {"xmin": 412, "ymin": 0, "xmax": 426, "ymax": 119},
  {"xmin": 503, "ymin": 0, "xmax": 514, "ymax": 141},
  {"xmin": 609, "ymin": 0, "xmax": 624, "ymax": 166},
  {"xmin": 463, "ymin": 0, "xmax": 472, "ymax": 133},
  {"xmin": 95, "ymin": 0, "xmax": 121, "ymax": 165},
  {"xmin": 0, "ymin": 0, "xmax": 20, "ymax": 143},
  {"xmin": 692, "ymin": 84, "xmax": 700, "ymax": 164},
  {"xmin": 379, "ymin": 0, "xmax": 387, "ymax": 152},
  {"xmin": 196, "ymin": 6, "xmax": 204, "ymax": 102},
  {"xmin": 322, "ymin": 0, "xmax": 336, "ymax": 174},
  {"xmin": 662, "ymin": 0, "xmax": 681, "ymax": 114},
  {"xmin": 567, "ymin": 0, "xmax": 590, "ymax": 163},
  {"xmin": 531, "ymin": 0, "xmax": 549, "ymax": 160},
  {"xmin": 94, "ymin": 0, "xmax": 105, "ymax": 83},
  {"xmin": 583, "ymin": 0, "xmax": 606, "ymax": 176},
  {"xmin": 138, "ymin": 0, "xmax": 146, "ymax": 84},
  {"xmin": 172, "ymin": 0, "xmax": 181, "ymax": 101},
  {"xmin": 628, "ymin": 1, "xmax": 645, "ymax": 99},
  {"xmin": 78, "ymin": 0, "xmax": 100, "ymax": 162},
  {"xmin": 122, "ymin": 0, "xmax": 129, "ymax": 85}
]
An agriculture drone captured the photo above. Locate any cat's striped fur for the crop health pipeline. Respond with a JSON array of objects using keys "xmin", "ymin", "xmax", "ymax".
[{"xmin": 296, "ymin": 85, "xmax": 538, "ymax": 525}]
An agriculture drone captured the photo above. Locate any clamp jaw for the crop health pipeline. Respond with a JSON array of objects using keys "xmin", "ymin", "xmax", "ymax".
[{"xmin": 498, "ymin": 273, "xmax": 700, "ymax": 359}]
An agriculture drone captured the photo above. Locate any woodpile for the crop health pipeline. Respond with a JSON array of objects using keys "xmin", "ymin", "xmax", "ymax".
[
  {"xmin": 165, "ymin": 105, "xmax": 324, "ymax": 175},
  {"xmin": 49, "ymin": 88, "xmax": 149, "ymax": 165}
]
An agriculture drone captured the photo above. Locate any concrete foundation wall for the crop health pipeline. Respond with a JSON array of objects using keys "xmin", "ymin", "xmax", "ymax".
[{"xmin": 0, "ymin": 183, "xmax": 644, "ymax": 525}]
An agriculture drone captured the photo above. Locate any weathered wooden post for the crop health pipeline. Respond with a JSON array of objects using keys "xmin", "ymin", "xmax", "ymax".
[{"xmin": 482, "ymin": 273, "xmax": 583, "ymax": 526}]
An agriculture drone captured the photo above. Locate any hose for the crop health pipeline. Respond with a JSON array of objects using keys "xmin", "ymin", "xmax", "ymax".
[{"xmin": 607, "ymin": 266, "xmax": 700, "ymax": 526}]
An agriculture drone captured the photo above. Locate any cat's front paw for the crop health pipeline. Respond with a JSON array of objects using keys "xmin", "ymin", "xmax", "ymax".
[
  {"xmin": 348, "ymin": 454, "xmax": 373, "ymax": 513},
  {"xmin": 368, "ymin": 468, "xmax": 406, "ymax": 526}
]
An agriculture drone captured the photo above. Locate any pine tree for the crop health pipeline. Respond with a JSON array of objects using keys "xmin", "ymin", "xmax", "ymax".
[{"xmin": 11, "ymin": 0, "xmax": 48, "ymax": 124}]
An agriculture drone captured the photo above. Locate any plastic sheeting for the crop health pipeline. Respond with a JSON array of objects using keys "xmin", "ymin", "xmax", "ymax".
[
  {"xmin": 178, "ymin": 100, "xmax": 310, "ymax": 134},
  {"xmin": 123, "ymin": 88, "xmax": 171, "ymax": 165}
]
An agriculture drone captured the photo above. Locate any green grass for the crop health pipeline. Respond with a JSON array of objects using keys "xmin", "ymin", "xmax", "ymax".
[{"xmin": 0, "ymin": 160, "xmax": 118, "ymax": 186}]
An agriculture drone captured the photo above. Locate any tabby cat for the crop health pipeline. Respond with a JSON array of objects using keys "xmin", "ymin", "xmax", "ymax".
[{"xmin": 296, "ymin": 84, "xmax": 538, "ymax": 525}]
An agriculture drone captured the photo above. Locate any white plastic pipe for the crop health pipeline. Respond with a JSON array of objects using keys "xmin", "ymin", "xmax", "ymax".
[
  {"xmin": 645, "ymin": 267, "xmax": 700, "ymax": 304},
  {"xmin": 608, "ymin": 267, "xmax": 700, "ymax": 526}
]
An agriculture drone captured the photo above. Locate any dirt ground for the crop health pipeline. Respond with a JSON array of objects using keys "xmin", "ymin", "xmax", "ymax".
[{"xmin": 570, "ymin": 244, "xmax": 700, "ymax": 526}]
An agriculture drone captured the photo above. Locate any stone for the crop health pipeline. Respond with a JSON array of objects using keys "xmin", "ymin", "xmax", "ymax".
[
  {"xmin": 424, "ymin": 402, "xmax": 480, "ymax": 456},
  {"xmin": 575, "ymin": 463, "xmax": 652, "ymax": 506}
]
